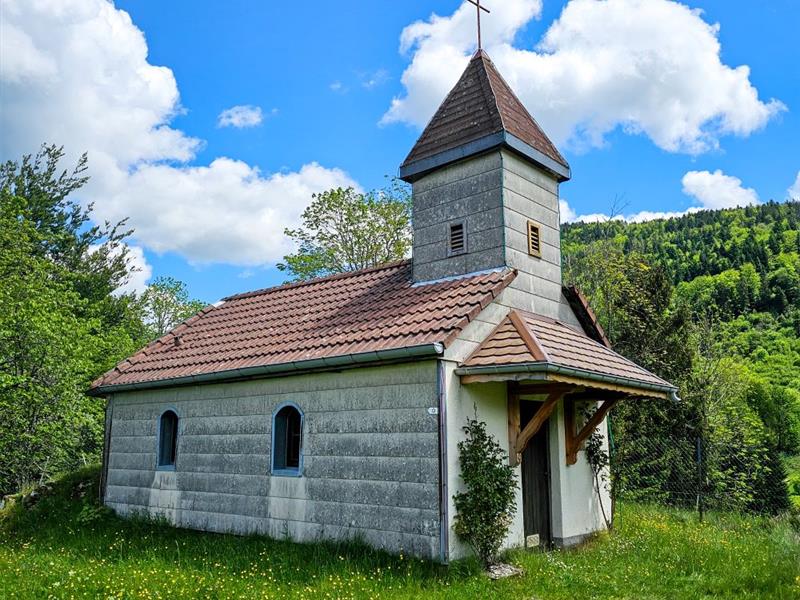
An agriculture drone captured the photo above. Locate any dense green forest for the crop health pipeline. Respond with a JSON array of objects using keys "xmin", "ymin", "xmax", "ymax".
[
  {"xmin": 0, "ymin": 146, "xmax": 204, "ymax": 496},
  {"xmin": 562, "ymin": 201, "xmax": 800, "ymax": 511}
]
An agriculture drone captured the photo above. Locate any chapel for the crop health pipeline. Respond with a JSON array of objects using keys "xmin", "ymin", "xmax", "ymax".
[{"xmin": 91, "ymin": 50, "xmax": 677, "ymax": 562}]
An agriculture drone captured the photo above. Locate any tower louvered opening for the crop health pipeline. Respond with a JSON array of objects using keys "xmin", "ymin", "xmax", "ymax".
[
  {"xmin": 449, "ymin": 222, "xmax": 466, "ymax": 255},
  {"xmin": 527, "ymin": 221, "xmax": 542, "ymax": 258}
]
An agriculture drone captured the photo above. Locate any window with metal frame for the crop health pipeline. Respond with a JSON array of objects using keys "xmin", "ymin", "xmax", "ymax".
[
  {"xmin": 157, "ymin": 410, "xmax": 179, "ymax": 469},
  {"xmin": 272, "ymin": 404, "xmax": 303, "ymax": 475}
]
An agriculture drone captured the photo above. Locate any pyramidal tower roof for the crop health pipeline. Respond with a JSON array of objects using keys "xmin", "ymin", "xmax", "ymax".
[{"xmin": 400, "ymin": 50, "xmax": 570, "ymax": 183}]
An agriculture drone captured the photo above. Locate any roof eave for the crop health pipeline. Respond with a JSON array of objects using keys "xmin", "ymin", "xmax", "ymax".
[
  {"xmin": 454, "ymin": 361, "xmax": 678, "ymax": 399},
  {"xmin": 399, "ymin": 131, "xmax": 571, "ymax": 184},
  {"xmin": 88, "ymin": 342, "xmax": 445, "ymax": 397}
]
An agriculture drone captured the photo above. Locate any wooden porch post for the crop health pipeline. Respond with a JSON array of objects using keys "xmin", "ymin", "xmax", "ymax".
[{"xmin": 508, "ymin": 384, "xmax": 521, "ymax": 466}]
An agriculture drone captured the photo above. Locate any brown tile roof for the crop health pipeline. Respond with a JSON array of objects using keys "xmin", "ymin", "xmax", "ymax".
[
  {"xmin": 90, "ymin": 261, "xmax": 516, "ymax": 392},
  {"xmin": 562, "ymin": 285, "xmax": 611, "ymax": 348},
  {"xmin": 462, "ymin": 309, "xmax": 674, "ymax": 391},
  {"xmin": 400, "ymin": 50, "xmax": 568, "ymax": 175}
]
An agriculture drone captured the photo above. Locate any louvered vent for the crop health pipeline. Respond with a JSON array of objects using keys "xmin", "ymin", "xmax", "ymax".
[
  {"xmin": 448, "ymin": 222, "xmax": 466, "ymax": 255},
  {"xmin": 527, "ymin": 220, "xmax": 542, "ymax": 257}
]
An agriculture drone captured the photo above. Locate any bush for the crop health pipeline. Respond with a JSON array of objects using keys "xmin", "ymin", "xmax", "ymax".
[{"xmin": 453, "ymin": 417, "xmax": 517, "ymax": 567}]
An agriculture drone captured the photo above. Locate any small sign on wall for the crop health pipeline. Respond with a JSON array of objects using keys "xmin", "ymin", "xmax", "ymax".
[{"xmin": 427, "ymin": 407, "xmax": 439, "ymax": 415}]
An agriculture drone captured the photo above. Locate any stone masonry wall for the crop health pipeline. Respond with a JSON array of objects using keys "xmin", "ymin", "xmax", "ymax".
[{"xmin": 104, "ymin": 361, "xmax": 442, "ymax": 559}]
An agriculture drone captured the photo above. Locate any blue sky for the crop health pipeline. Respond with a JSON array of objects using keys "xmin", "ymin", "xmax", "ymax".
[{"xmin": 2, "ymin": 0, "xmax": 798, "ymax": 303}]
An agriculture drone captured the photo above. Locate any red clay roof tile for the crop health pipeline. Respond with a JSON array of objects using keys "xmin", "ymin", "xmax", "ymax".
[
  {"xmin": 91, "ymin": 260, "xmax": 516, "ymax": 391},
  {"xmin": 462, "ymin": 309, "xmax": 673, "ymax": 390}
]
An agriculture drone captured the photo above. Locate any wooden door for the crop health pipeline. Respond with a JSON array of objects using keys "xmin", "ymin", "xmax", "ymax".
[{"xmin": 520, "ymin": 401, "xmax": 552, "ymax": 547}]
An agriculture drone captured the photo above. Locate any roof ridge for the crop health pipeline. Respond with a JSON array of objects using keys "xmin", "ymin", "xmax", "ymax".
[
  {"xmin": 478, "ymin": 52, "xmax": 507, "ymax": 133},
  {"xmin": 479, "ymin": 52, "xmax": 568, "ymax": 168},
  {"xmin": 476, "ymin": 52, "xmax": 505, "ymax": 136},
  {"xmin": 223, "ymin": 259, "xmax": 411, "ymax": 301},
  {"xmin": 507, "ymin": 309, "xmax": 550, "ymax": 362}
]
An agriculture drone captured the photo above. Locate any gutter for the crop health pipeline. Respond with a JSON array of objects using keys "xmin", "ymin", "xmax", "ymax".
[
  {"xmin": 454, "ymin": 362, "xmax": 679, "ymax": 400},
  {"xmin": 436, "ymin": 360, "xmax": 449, "ymax": 564},
  {"xmin": 89, "ymin": 343, "xmax": 445, "ymax": 396}
]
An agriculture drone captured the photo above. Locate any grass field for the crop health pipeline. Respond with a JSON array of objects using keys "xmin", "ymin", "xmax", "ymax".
[{"xmin": 1, "ymin": 467, "xmax": 798, "ymax": 599}]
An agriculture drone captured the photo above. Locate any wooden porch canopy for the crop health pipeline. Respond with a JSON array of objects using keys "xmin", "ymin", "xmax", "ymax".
[{"xmin": 455, "ymin": 310, "xmax": 678, "ymax": 466}]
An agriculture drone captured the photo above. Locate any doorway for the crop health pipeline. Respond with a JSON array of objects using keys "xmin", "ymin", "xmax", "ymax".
[{"xmin": 520, "ymin": 400, "xmax": 552, "ymax": 547}]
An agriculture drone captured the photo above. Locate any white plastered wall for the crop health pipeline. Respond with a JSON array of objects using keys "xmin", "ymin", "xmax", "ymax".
[
  {"xmin": 442, "ymin": 298, "xmax": 612, "ymax": 560},
  {"xmin": 442, "ymin": 360, "xmax": 525, "ymax": 560},
  {"xmin": 547, "ymin": 398, "xmax": 612, "ymax": 546}
]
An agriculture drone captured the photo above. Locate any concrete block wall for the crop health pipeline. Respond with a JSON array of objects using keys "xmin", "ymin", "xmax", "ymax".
[
  {"xmin": 500, "ymin": 150, "xmax": 576, "ymax": 322},
  {"xmin": 410, "ymin": 148, "xmax": 581, "ymax": 335},
  {"xmin": 411, "ymin": 152, "xmax": 505, "ymax": 282},
  {"xmin": 104, "ymin": 361, "xmax": 442, "ymax": 559}
]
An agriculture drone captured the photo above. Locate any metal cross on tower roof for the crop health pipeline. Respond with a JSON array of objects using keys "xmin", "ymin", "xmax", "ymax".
[{"xmin": 467, "ymin": 0, "xmax": 490, "ymax": 50}]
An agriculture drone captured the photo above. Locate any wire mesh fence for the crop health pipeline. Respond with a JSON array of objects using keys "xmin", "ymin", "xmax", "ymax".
[{"xmin": 608, "ymin": 418, "xmax": 792, "ymax": 518}]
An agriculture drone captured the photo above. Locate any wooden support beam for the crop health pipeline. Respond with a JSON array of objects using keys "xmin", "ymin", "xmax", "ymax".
[
  {"xmin": 508, "ymin": 389, "xmax": 520, "ymax": 467},
  {"xmin": 564, "ymin": 396, "xmax": 576, "ymax": 466},
  {"xmin": 514, "ymin": 391, "xmax": 563, "ymax": 460},
  {"xmin": 513, "ymin": 383, "xmax": 578, "ymax": 396},
  {"xmin": 565, "ymin": 397, "xmax": 620, "ymax": 465}
]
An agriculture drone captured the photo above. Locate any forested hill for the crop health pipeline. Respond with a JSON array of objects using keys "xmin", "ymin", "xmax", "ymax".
[
  {"xmin": 562, "ymin": 201, "xmax": 799, "ymax": 390},
  {"xmin": 561, "ymin": 201, "xmax": 800, "ymax": 510},
  {"xmin": 563, "ymin": 201, "xmax": 800, "ymax": 314}
]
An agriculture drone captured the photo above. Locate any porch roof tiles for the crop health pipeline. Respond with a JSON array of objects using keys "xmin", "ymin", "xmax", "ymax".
[{"xmin": 461, "ymin": 309, "xmax": 674, "ymax": 391}]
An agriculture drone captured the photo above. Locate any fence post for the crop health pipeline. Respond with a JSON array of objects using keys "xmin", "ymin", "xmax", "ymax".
[{"xmin": 695, "ymin": 435, "xmax": 704, "ymax": 522}]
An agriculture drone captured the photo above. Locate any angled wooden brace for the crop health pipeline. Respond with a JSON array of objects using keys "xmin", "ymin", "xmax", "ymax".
[
  {"xmin": 508, "ymin": 389, "xmax": 564, "ymax": 467},
  {"xmin": 565, "ymin": 397, "xmax": 619, "ymax": 465}
]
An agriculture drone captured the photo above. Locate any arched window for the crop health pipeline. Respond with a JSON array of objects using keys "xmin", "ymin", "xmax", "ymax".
[
  {"xmin": 272, "ymin": 404, "xmax": 303, "ymax": 475},
  {"xmin": 157, "ymin": 410, "xmax": 179, "ymax": 469}
]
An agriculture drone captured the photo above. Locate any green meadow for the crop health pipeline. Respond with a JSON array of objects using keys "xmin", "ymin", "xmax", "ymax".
[{"xmin": 1, "ymin": 467, "xmax": 798, "ymax": 599}]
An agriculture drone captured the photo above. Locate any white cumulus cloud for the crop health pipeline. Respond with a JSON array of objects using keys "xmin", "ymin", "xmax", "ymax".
[
  {"xmin": 789, "ymin": 172, "xmax": 800, "ymax": 200},
  {"xmin": 103, "ymin": 159, "xmax": 357, "ymax": 265},
  {"xmin": 561, "ymin": 168, "xmax": 757, "ymax": 224},
  {"xmin": 115, "ymin": 245, "xmax": 153, "ymax": 295},
  {"xmin": 384, "ymin": 0, "xmax": 783, "ymax": 154},
  {"xmin": 559, "ymin": 199, "xmax": 577, "ymax": 223},
  {"xmin": 0, "ymin": 0, "xmax": 356, "ymax": 266},
  {"xmin": 681, "ymin": 170, "xmax": 759, "ymax": 209},
  {"xmin": 217, "ymin": 105, "xmax": 264, "ymax": 128},
  {"xmin": 559, "ymin": 200, "xmax": 704, "ymax": 224},
  {"xmin": 89, "ymin": 243, "xmax": 153, "ymax": 295}
]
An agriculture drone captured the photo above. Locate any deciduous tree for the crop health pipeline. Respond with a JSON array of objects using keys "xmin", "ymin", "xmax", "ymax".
[{"xmin": 278, "ymin": 184, "xmax": 411, "ymax": 281}]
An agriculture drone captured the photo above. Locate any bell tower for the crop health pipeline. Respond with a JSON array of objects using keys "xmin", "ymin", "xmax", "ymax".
[{"xmin": 401, "ymin": 50, "xmax": 573, "ymax": 320}]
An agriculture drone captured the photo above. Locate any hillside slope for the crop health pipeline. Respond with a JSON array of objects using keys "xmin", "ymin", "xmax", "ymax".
[{"xmin": 562, "ymin": 201, "xmax": 800, "ymax": 509}]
